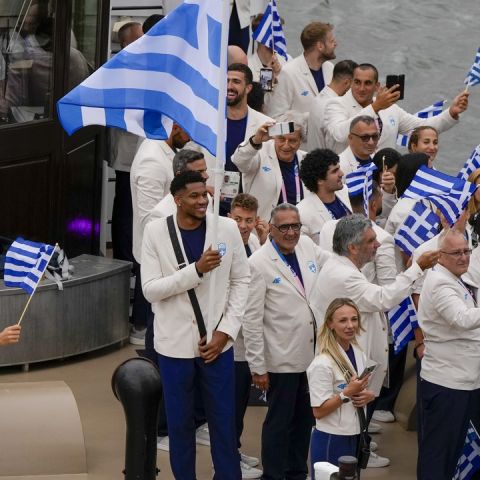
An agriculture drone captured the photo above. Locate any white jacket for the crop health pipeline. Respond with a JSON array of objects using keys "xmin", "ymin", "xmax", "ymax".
[
  {"xmin": 243, "ymin": 236, "xmax": 331, "ymax": 374},
  {"xmin": 311, "ymin": 254, "xmax": 423, "ymax": 394},
  {"xmin": 232, "ymin": 139, "xmax": 307, "ymax": 221},
  {"xmin": 141, "ymin": 213, "xmax": 250, "ymax": 359},
  {"xmin": 324, "ymin": 89, "xmax": 458, "ymax": 154},
  {"xmin": 131, "ymin": 139, "xmax": 176, "ymax": 262},
  {"xmin": 266, "ymin": 54, "xmax": 334, "ymax": 118},
  {"xmin": 419, "ymin": 264, "xmax": 480, "ymax": 390}
]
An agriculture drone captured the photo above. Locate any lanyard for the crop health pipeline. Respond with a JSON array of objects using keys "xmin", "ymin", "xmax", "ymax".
[
  {"xmin": 271, "ymin": 239, "xmax": 305, "ymax": 295},
  {"xmin": 280, "ymin": 156, "xmax": 302, "ymax": 205},
  {"xmin": 458, "ymin": 279, "xmax": 477, "ymax": 306}
]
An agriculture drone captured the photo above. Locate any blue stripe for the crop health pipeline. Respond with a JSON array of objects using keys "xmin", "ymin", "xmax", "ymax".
[
  {"xmin": 5, "ymin": 257, "xmax": 37, "ymax": 268},
  {"xmin": 207, "ymin": 14, "xmax": 222, "ymax": 67},
  {"xmin": 7, "ymin": 245, "xmax": 40, "ymax": 260},
  {"xmin": 105, "ymin": 108, "xmax": 127, "ymax": 131},
  {"xmin": 4, "ymin": 269, "xmax": 34, "ymax": 278}
]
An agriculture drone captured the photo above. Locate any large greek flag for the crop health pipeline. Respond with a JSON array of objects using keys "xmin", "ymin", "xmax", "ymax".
[
  {"xmin": 345, "ymin": 162, "xmax": 377, "ymax": 215},
  {"xmin": 386, "ymin": 296, "xmax": 418, "ymax": 354},
  {"xmin": 252, "ymin": 0, "xmax": 288, "ymax": 61},
  {"xmin": 4, "ymin": 238, "xmax": 55, "ymax": 294},
  {"xmin": 57, "ymin": 0, "xmax": 225, "ymax": 155},
  {"xmin": 465, "ymin": 47, "xmax": 480, "ymax": 87},
  {"xmin": 396, "ymin": 100, "xmax": 445, "ymax": 147},
  {"xmin": 458, "ymin": 144, "xmax": 480, "ymax": 181},
  {"xmin": 454, "ymin": 421, "xmax": 480, "ymax": 480}
]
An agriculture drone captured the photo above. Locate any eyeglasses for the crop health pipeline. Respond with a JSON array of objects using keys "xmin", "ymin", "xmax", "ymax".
[
  {"xmin": 270, "ymin": 223, "xmax": 302, "ymax": 233},
  {"xmin": 440, "ymin": 249, "xmax": 472, "ymax": 258},
  {"xmin": 350, "ymin": 132, "xmax": 380, "ymax": 143}
]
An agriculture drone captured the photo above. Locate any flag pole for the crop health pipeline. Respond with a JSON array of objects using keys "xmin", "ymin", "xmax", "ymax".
[
  {"xmin": 206, "ymin": 0, "xmax": 229, "ymax": 342},
  {"xmin": 17, "ymin": 243, "xmax": 58, "ymax": 326},
  {"xmin": 270, "ymin": 0, "xmax": 275, "ymax": 55}
]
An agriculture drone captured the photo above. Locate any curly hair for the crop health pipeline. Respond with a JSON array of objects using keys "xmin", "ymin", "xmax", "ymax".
[{"xmin": 299, "ymin": 149, "xmax": 340, "ymax": 194}]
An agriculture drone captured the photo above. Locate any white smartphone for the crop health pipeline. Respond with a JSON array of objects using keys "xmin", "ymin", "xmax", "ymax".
[{"xmin": 268, "ymin": 121, "xmax": 295, "ymax": 137}]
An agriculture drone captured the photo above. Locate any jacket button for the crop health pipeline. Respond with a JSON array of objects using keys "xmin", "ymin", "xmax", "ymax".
[
  {"xmin": 385, "ymin": 348, "xmax": 388, "ymax": 352},
  {"xmin": 310, "ymin": 339, "xmax": 313, "ymax": 343},
  {"xmin": 193, "ymin": 320, "xmax": 196, "ymax": 324},
  {"xmin": 310, "ymin": 321, "xmax": 313, "ymax": 325}
]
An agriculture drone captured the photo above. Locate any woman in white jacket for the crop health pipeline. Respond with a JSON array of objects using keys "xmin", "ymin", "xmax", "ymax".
[{"xmin": 307, "ymin": 298, "xmax": 375, "ymax": 473}]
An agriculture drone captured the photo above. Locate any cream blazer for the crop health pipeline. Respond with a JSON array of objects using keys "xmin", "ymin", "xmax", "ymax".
[
  {"xmin": 243, "ymin": 236, "xmax": 331, "ymax": 374},
  {"xmin": 141, "ymin": 213, "xmax": 250, "ymax": 359}
]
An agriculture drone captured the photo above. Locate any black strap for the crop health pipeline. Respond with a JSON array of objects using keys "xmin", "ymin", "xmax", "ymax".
[{"xmin": 166, "ymin": 215, "xmax": 207, "ymax": 338}]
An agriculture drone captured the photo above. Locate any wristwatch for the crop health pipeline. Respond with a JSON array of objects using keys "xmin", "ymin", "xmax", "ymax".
[{"xmin": 339, "ymin": 391, "xmax": 350, "ymax": 403}]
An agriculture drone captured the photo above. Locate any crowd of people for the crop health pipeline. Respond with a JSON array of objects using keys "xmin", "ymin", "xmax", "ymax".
[{"xmin": 108, "ymin": 8, "xmax": 479, "ymax": 480}]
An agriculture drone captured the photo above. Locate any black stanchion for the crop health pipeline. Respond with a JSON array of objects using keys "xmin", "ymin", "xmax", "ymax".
[{"xmin": 112, "ymin": 357, "xmax": 162, "ymax": 480}]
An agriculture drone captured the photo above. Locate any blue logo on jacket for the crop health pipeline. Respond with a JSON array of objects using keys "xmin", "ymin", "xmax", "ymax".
[
  {"xmin": 262, "ymin": 166, "xmax": 272, "ymax": 172},
  {"xmin": 273, "ymin": 277, "xmax": 281, "ymax": 284},
  {"xmin": 218, "ymin": 243, "xmax": 227, "ymax": 257},
  {"xmin": 307, "ymin": 261, "xmax": 316, "ymax": 273},
  {"xmin": 300, "ymin": 90, "xmax": 309, "ymax": 96}
]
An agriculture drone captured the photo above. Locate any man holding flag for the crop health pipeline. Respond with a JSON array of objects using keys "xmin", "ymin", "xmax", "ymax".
[{"xmin": 0, "ymin": 325, "xmax": 21, "ymax": 346}]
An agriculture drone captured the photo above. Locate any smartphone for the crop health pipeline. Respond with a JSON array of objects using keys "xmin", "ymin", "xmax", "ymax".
[
  {"xmin": 358, "ymin": 364, "xmax": 376, "ymax": 380},
  {"xmin": 268, "ymin": 121, "xmax": 295, "ymax": 136},
  {"xmin": 259, "ymin": 67, "xmax": 273, "ymax": 92},
  {"xmin": 385, "ymin": 74, "xmax": 405, "ymax": 100}
]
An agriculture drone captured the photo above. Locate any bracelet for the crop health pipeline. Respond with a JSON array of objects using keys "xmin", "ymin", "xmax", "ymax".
[
  {"xmin": 414, "ymin": 342, "xmax": 424, "ymax": 349},
  {"xmin": 249, "ymin": 135, "xmax": 262, "ymax": 150}
]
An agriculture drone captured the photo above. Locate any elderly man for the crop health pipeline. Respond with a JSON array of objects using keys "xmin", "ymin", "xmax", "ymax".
[
  {"xmin": 324, "ymin": 63, "xmax": 469, "ymax": 153},
  {"xmin": 244, "ymin": 203, "xmax": 331, "ymax": 480},
  {"xmin": 417, "ymin": 230, "xmax": 480, "ymax": 480},
  {"xmin": 232, "ymin": 112, "xmax": 308, "ymax": 221},
  {"xmin": 312, "ymin": 215, "xmax": 439, "ymax": 467},
  {"xmin": 142, "ymin": 171, "xmax": 250, "ymax": 479}
]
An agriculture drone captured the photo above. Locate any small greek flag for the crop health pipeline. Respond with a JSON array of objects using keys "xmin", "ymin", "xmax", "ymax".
[
  {"xmin": 252, "ymin": 0, "xmax": 288, "ymax": 61},
  {"xmin": 465, "ymin": 47, "xmax": 480, "ymax": 87},
  {"xmin": 453, "ymin": 421, "xmax": 480, "ymax": 480},
  {"xmin": 4, "ymin": 238, "xmax": 55, "ymax": 294},
  {"xmin": 57, "ymin": 0, "xmax": 226, "ymax": 156},
  {"xmin": 345, "ymin": 162, "xmax": 377, "ymax": 216},
  {"xmin": 387, "ymin": 296, "xmax": 418, "ymax": 354},
  {"xmin": 394, "ymin": 202, "xmax": 440, "ymax": 256},
  {"xmin": 458, "ymin": 144, "xmax": 480, "ymax": 181},
  {"xmin": 396, "ymin": 100, "xmax": 446, "ymax": 147}
]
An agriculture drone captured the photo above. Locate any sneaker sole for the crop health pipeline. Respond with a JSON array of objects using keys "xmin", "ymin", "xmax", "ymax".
[{"xmin": 129, "ymin": 337, "xmax": 146, "ymax": 346}]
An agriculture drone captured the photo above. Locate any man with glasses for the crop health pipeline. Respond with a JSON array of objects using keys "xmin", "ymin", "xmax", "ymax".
[
  {"xmin": 243, "ymin": 203, "xmax": 331, "ymax": 480},
  {"xmin": 417, "ymin": 229, "xmax": 480, "ymax": 480},
  {"xmin": 324, "ymin": 63, "xmax": 469, "ymax": 154}
]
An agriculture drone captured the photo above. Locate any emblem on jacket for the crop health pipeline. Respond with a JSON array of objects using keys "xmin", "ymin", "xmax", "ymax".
[
  {"xmin": 307, "ymin": 261, "xmax": 316, "ymax": 273},
  {"xmin": 389, "ymin": 116, "xmax": 396, "ymax": 126},
  {"xmin": 272, "ymin": 277, "xmax": 281, "ymax": 284},
  {"xmin": 262, "ymin": 166, "xmax": 272, "ymax": 172},
  {"xmin": 218, "ymin": 243, "xmax": 227, "ymax": 257},
  {"xmin": 300, "ymin": 90, "xmax": 309, "ymax": 96}
]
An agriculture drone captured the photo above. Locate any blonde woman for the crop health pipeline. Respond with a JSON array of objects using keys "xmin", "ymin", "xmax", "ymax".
[{"xmin": 307, "ymin": 298, "xmax": 375, "ymax": 471}]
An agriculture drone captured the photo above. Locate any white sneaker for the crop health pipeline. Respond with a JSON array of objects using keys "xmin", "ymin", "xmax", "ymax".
[
  {"xmin": 196, "ymin": 424, "xmax": 210, "ymax": 446},
  {"xmin": 240, "ymin": 461, "xmax": 263, "ymax": 479},
  {"xmin": 368, "ymin": 421, "xmax": 382, "ymax": 434},
  {"xmin": 367, "ymin": 451, "xmax": 390, "ymax": 468},
  {"xmin": 129, "ymin": 327, "xmax": 146, "ymax": 346},
  {"xmin": 370, "ymin": 440, "xmax": 378, "ymax": 452},
  {"xmin": 240, "ymin": 451, "xmax": 259, "ymax": 467},
  {"xmin": 157, "ymin": 435, "xmax": 169, "ymax": 452},
  {"xmin": 372, "ymin": 410, "xmax": 395, "ymax": 423}
]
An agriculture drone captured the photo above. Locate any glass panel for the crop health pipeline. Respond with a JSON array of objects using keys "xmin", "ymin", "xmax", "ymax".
[
  {"xmin": 67, "ymin": 0, "xmax": 97, "ymax": 90},
  {"xmin": 0, "ymin": 0, "xmax": 54, "ymax": 125}
]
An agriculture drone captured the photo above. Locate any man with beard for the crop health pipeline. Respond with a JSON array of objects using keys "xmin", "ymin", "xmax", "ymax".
[{"xmin": 267, "ymin": 22, "xmax": 336, "ymax": 118}]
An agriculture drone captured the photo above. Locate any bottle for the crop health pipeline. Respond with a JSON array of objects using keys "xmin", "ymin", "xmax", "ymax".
[{"xmin": 330, "ymin": 456, "xmax": 357, "ymax": 479}]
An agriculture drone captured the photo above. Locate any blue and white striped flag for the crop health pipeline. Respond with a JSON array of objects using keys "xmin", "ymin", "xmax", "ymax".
[
  {"xmin": 465, "ymin": 47, "xmax": 480, "ymax": 87},
  {"xmin": 458, "ymin": 144, "xmax": 480, "ymax": 181},
  {"xmin": 4, "ymin": 238, "xmax": 55, "ymax": 294},
  {"xmin": 454, "ymin": 421, "xmax": 480, "ymax": 480},
  {"xmin": 394, "ymin": 202, "xmax": 440, "ymax": 256},
  {"xmin": 252, "ymin": 0, "xmax": 288, "ymax": 61},
  {"xmin": 346, "ymin": 162, "xmax": 377, "ymax": 215},
  {"xmin": 396, "ymin": 100, "xmax": 446, "ymax": 147},
  {"xmin": 387, "ymin": 296, "xmax": 418, "ymax": 354},
  {"xmin": 57, "ymin": 0, "xmax": 226, "ymax": 156}
]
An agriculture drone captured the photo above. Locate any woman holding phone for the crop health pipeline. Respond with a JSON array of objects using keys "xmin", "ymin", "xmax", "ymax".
[{"xmin": 307, "ymin": 298, "xmax": 376, "ymax": 472}]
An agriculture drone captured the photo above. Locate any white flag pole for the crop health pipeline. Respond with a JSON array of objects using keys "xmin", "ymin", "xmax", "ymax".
[
  {"xmin": 17, "ymin": 244, "xmax": 58, "ymax": 326},
  {"xmin": 206, "ymin": 0, "xmax": 229, "ymax": 342}
]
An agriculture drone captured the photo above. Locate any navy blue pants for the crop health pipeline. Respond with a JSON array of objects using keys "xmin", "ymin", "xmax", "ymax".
[
  {"xmin": 418, "ymin": 379, "xmax": 478, "ymax": 480},
  {"xmin": 158, "ymin": 348, "xmax": 240, "ymax": 480},
  {"xmin": 261, "ymin": 372, "xmax": 313, "ymax": 480},
  {"xmin": 310, "ymin": 428, "xmax": 358, "ymax": 477},
  {"xmin": 235, "ymin": 360, "xmax": 251, "ymax": 449}
]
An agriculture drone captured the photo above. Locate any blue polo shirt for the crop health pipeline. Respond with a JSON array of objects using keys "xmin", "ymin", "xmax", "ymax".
[
  {"xmin": 324, "ymin": 197, "xmax": 349, "ymax": 220},
  {"xmin": 179, "ymin": 220, "xmax": 207, "ymax": 264},
  {"xmin": 278, "ymin": 157, "xmax": 304, "ymax": 205},
  {"xmin": 283, "ymin": 251, "xmax": 304, "ymax": 287},
  {"xmin": 310, "ymin": 68, "xmax": 325, "ymax": 93}
]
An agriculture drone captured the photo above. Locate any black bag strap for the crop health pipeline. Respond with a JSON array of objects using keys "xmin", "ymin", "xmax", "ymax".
[{"xmin": 166, "ymin": 215, "xmax": 207, "ymax": 338}]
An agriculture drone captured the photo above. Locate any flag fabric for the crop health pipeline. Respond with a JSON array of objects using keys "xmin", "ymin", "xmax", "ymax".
[
  {"xmin": 386, "ymin": 296, "xmax": 418, "ymax": 354},
  {"xmin": 4, "ymin": 238, "xmax": 55, "ymax": 294},
  {"xmin": 396, "ymin": 100, "xmax": 446, "ymax": 147},
  {"xmin": 402, "ymin": 165, "xmax": 477, "ymax": 225},
  {"xmin": 458, "ymin": 144, "xmax": 480, "ymax": 181},
  {"xmin": 345, "ymin": 162, "xmax": 377, "ymax": 215},
  {"xmin": 453, "ymin": 421, "xmax": 480, "ymax": 480},
  {"xmin": 394, "ymin": 202, "xmax": 440, "ymax": 256},
  {"xmin": 57, "ymin": 0, "xmax": 225, "ymax": 156},
  {"xmin": 252, "ymin": 0, "xmax": 288, "ymax": 61},
  {"xmin": 464, "ymin": 47, "xmax": 480, "ymax": 87}
]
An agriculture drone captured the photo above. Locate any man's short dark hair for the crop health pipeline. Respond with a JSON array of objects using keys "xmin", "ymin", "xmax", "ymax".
[
  {"xmin": 354, "ymin": 63, "xmax": 379, "ymax": 83},
  {"xmin": 349, "ymin": 180, "xmax": 381, "ymax": 211},
  {"xmin": 142, "ymin": 14, "xmax": 164, "ymax": 33},
  {"xmin": 170, "ymin": 171, "xmax": 205, "ymax": 196},
  {"xmin": 228, "ymin": 63, "xmax": 253, "ymax": 85},
  {"xmin": 332, "ymin": 60, "xmax": 358, "ymax": 81},
  {"xmin": 247, "ymin": 82, "xmax": 265, "ymax": 112},
  {"xmin": 349, "ymin": 115, "xmax": 376, "ymax": 132},
  {"xmin": 118, "ymin": 22, "xmax": 141, "ymax": 47},
  {"xmin": 172, "ymin": 149, "xmax": 204, "ymax": 175},
  {"xmin": 299, "ymin": 149, "xmax": 340, "ymax": 194},
  {"xmin": 300, "ymin": 22, "xmax": 333, "ymax": 51},
  {"xmin": 231, "ymin": 193, "xmax": 259, "ymax": 213}
]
